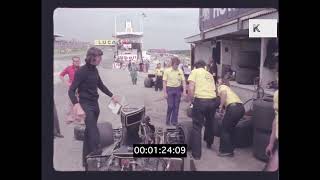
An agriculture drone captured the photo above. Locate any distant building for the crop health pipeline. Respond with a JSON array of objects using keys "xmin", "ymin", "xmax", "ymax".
[
  {"xmin": 115, "ymin": 20, "xmax": 144, "ymax": 65},
  {"xmin": 54, "ymin": 36, "xmax": 90, "ymax": 53},
  {"xmin": 147, "ymin": 49, "xmax": 167, "ymax": 54}
]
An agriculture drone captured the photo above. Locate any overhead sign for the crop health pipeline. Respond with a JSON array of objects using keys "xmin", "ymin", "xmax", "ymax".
[
  {"xmin": 123, "ymin": 44, "xmax": 132, "ymax": 49},
  {"xmin": 94, "ymin": 40, "xmax": 116, "ymax": 46},
  {"xmin": 120, "ymin": 39, "xmax": 139, "ymax": 44},
  {"xmin": 118, "ymin": 54, "xmax": 137, "ymax": 61},
  {"xmin": 199, "ymin": 8, "xmax": 265, "ymax": 31}
]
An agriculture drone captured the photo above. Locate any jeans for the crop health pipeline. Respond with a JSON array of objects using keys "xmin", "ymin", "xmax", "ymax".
[
  {"xmin": 219, "ymin": 103, "xmax": 245, "ymax": 154},
  {"xmin": 166, "ymin": 87, "xmax": 182, "ymax": 125},
  {"xmin": 190, "ymin": 98, "xmax": 219, "ymax": 159}
]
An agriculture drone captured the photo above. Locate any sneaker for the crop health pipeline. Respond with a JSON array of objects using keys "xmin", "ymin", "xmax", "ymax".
[
  {"xmin": 217, "ymin": 152, "xmax": 234, "ymax": 157},
  {"xmin": 54, "ymin": 133, "xmax": 64, "ymax": 138}
]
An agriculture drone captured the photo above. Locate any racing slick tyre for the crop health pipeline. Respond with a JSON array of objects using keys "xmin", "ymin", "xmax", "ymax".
[
  {"xmin": 252, "ymin": 98, "xmax": 275, "ymax": 132},
  {"xmin": 74, "ymin": 124, "xmax": 85, "ymax": 141},
  {"xmin": 144, "ymin": 77, "xmax": 153, "ymax": 88},
  {"xmin": 176, "ymin": 121, "xmax": 193, "ymax": 150},
  {"xmin": 253, "ymin": 129, "xmax": 271, "ymax": 162},
  {"xmin": 235, "ymin": 67, "xmax": 259, "ymax": 85},
  {"xmin": 234, "ymin": 116, "xmax": 253, "ymax": 148},
  {"xmin": 213, "ymin": 115, "xmax": 253, "ymax": 148},
  {"xmin": 74, "ymin": 122, "xmax": 114, "ymax": 148},
  {"xmin": 99, "ymin": 122, "xmax": 114, "ymax": 148},
  {"xmin": 237, "ymin": 51, "xmax": 260, "ymax": 69}
]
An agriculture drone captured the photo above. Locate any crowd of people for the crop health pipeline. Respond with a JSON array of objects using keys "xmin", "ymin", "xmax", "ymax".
[{"xmin": 54, "ymin": 47, "xmax": 278, "ymax": 171}]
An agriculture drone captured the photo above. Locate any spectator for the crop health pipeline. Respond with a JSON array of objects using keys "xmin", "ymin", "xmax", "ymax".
[{"xmin": 60, "ymin": 56, "xmax": 81, "ymax": 124}]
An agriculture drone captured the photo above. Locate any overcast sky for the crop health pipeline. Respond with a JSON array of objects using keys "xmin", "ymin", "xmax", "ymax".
[{"xmin": 54, "ymin": 8, "xmax": 199, "ymax": 50}]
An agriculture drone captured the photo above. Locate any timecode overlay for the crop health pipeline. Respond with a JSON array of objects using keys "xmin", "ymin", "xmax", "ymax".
[{"xmin": 133, "ymin": 144, "xmax": 187, "ymax": 158}]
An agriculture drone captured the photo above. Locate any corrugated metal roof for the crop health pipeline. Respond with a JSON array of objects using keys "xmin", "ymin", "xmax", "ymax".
[{"xmin": 239, "ymin": 9, "xmax": 278, "ymax": 21}]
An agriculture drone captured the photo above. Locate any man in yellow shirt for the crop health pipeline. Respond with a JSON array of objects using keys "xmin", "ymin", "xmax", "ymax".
[
  {"xmin": 154, "ymin": 63, "xmax": 164, "ymax": 91},
  {"xmin": 163, "ymin": 57, "xmax": 187, "ymax": 126},
  {"xmin": 217, "ymin": 77, "xmax": 245, "ymax": 157},
  {"xmin": 187, "ymin": 60, "xmax": 219, "ymax": 159}
]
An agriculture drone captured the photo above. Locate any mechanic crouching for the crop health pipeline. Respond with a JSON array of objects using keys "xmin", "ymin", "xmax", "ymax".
[
  {"xmin": 68, "ymin": 47, "xmax": 119, "ymax": 167},
  {"xmin": 187, "ymin": 60, "xmax": 219, "ymax": 159},
  {"xmin": 216, "ymin": 77, "xmax": 245, "ymax": 157}
]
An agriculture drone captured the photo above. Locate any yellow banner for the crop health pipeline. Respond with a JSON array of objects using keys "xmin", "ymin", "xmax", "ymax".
[{"xmin": 94, "ymin": 40, "xmax": 116, "ymax": 46}]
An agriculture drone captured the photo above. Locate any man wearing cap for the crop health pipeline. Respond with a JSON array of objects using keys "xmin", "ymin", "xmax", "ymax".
[
  {"xmin": 163, "ymin": 57, "xmax": 187, "ymax": 126},
  {"xmin": 68, "ymin": 47, "xmax": 119, "ymax": 167},
  {"xmin": 187, "ymin": 60, "xmax": 219, "ymax": 159}
]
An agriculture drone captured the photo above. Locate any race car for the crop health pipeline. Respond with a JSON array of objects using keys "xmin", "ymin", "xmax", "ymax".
[{"xmin": 78, "ymin": 106, "xmax": 194, "ymax": 171}]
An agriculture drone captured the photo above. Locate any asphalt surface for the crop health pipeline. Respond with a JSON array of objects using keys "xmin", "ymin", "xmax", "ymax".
[{"xmin": 53, "ymin": 50, "xmax": 265, "ymax": 171}]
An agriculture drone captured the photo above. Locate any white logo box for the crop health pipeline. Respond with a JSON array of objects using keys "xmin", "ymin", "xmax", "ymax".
[{"xmin": 249, "ymin": 19, "xmax": 278, "ymax": 38}]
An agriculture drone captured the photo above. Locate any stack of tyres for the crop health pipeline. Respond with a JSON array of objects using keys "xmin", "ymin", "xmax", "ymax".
[
  {"xmin": 235, "ymin": 68, "xmax": 259, "ymax": 85},
  {"xmin": 252, "ymin": 129, "xmax": 271, "ymax": 162},
  {"xmin": 236, "ymin": 51, "xmax": 260, "ymax": 85},
  {"xmin": 252, "ymin": 98, "xmax": 275, "ymax": 161}
]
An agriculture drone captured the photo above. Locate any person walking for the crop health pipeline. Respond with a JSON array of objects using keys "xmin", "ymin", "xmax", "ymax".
[
  {"xmin": 129, "ymin": 62, "xmax": 139, "ymax": 85},
  {"xmin": 187, "ymin": 60, "xmax": 219, "ymax": 159},
  {"xmin": 68, "ymin": 47, "xmax": 119, "ymax": 167}
]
